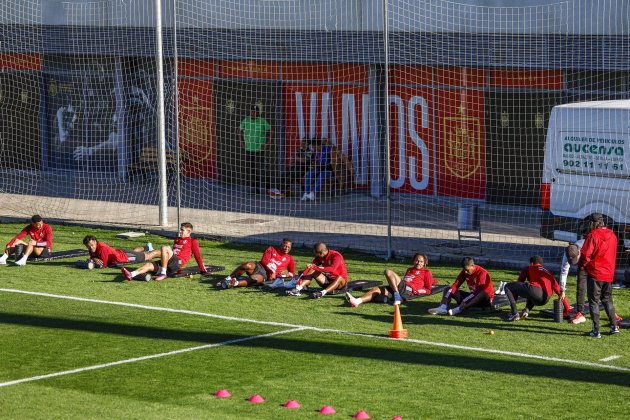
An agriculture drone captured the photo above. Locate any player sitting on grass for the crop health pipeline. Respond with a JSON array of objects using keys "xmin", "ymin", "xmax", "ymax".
[
  {"xmin": 287, "ymin": 242, "xmax": 347, "ymax": 298},
  {"xmin": 504, "ymin": 255, "xmax": 571, "ymax": 321},
  {"xmin": 0, "ymin": 215, "xmax": 53, "ymax": 266},
  {"xmin": 121, "ymin": 222, "xmax": 206, "ymax": 281},
  {"xmin": 219, "ymin": 238, "xmax": 295, "ymax": 288},
  {"xmin": 346, "ymin": 253, "xmax": 434, "ymax": 307},
  {"xmin": 428, "ymin": 256, "xmax": 494, "ymax": 316},
  {"xmin": 82, "ymin": 235, "xmax": 155, "ymax": 268}
]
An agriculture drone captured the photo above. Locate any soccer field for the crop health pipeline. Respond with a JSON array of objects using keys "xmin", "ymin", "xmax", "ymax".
[{"xmin": 0, "ymin": 224, "xmax": 628, "ymax": 419}]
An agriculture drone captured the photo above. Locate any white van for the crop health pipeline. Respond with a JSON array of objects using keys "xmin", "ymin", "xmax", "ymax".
[{"xmin": 540, "ymin": 100, "xmax": 630, "ymax": 252}]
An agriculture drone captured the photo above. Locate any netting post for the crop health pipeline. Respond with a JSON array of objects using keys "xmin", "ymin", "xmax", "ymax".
[
  {"xmin": 382, "ymin": 0, "xmax": 392, "ymax": 260},
  {"xmin": 155, "ymin": 0, "xmax": 169, "ymax": 227},
  {"xmin": 172, "ymin": 0, "xmax": 181, "ymax": 228}
]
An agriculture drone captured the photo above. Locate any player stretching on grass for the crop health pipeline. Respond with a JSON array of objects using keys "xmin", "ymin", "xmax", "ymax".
[
  {"xmin": 346, "ymin": 253, "xmax": 434, "ymax": 307},
  {"xmin": 0, "ymin": 215, "xmax": 53, "ymax": 266},
  {"xmin": 121, "ymin": 222, "xmax": 206, "ymax": 281},
  {"xmin": 428, "ymin": 256, "xmax": 494, "ymax": 316},
  {"xmin": 219, "ymin": 238, "xmax": 295, "ymax": 288},
  {"xmin": 504, "ymin": 256, "xmax": 570, "ymax": 321},
  {"xmin": 82, "ymin": 235, "xmax": 154, "ymax": 268},
  {"xmin": 287, "ymin": 242, "xmax": 347, "ymax": 298}
]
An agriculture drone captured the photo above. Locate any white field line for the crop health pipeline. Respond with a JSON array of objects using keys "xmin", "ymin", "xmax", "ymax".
[
  {"xmin": 1, "ymin": 288, "xmax": 630, "ymax": 374},
  {"xmin": 600, "ymin": 355, "xmax": 622, "ymax": 362},
  {"xmin": 0, "ymin": 327, "xmax": 305, "ymax": 388}
]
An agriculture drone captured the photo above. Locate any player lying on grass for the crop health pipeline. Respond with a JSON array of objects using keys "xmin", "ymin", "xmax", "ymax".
[
  {"xmin": 346, "ymin": 253, "xmax": 434, "ymax": 307},
  {"xmin": 120, "ymin": 222, "xmax": 206, "ymax": 281},
  {"xmin": 219, "ymin": 238, "xmax": 295, "ymax": 288},
  {"xmin": 504, "ymin": 255, "xmax": 570, "ymax": 321},
  {"xmin": 287, "ymin": 242, "xmax": 348, "ymax": 298},
  {"xmin": 0, "ymin": 215, "xmax": 53, "ymax": 266},
  {"xmin": 428, "ymin": 256, "xmax": 494, "ymax": 316},
  {"xmin": 82, "ymin": 235, "xmax": 155, "ymax": 268}
]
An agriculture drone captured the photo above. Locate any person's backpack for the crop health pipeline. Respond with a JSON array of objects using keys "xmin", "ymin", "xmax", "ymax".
[{"xmin": 565, "ymin": 243, "xmax": 581, "ymax": 265}]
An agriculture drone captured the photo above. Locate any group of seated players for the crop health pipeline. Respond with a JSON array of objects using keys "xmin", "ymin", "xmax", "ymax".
[{"xmin": 0, "ymin": 214, "xmax": 622, "ymax": 334}]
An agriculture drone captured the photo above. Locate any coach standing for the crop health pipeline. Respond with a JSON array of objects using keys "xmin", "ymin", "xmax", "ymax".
[{"xmin": 578, "ymin": 213, "xmax": 619, "ymax": 338}]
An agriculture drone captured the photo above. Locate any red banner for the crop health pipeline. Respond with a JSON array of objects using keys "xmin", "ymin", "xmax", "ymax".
[
  {"xmin": 219, "ymin": 61, "xmax": 280, "ymax": 79},
  {"xmin": 0, "ymin": 54, "xmax": 41, "ymax": 70},
  {"xmin": 435, "ymin": 67, "xmax": 486, "ymax": 87},
  {"xmin": 178, "ymin": 60, "xmax": 214, "ymax": 77},
  {"xmin": 490, "ymin": 69, "xmax": 563, "ymax": 89},
  {"xmin": 435, "ymin": 89, "xmax": 486, "ymax": 198},
  {"xmin": 281, "ymin": 63, "xmax": 329, "ymax": 81},
  {"xmin": 388, "ymin": 86, "xmax": 434, "ymax": 194},
  {"xmin": 178, "ymin": 80, "xmax": 214, "ymax": 178}
]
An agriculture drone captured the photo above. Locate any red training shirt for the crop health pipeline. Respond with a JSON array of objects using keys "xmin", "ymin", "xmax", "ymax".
[
  {"xmin": 7, "ymin": 223, "xmax": 53, "ymax": 250},
  {"xmin": 90, "ymin": 242, "xmax": 128, "ymax": 267},
  {"xmin": 578, "ymin": 226, "xmax": 618, "ymax": 282},
  {"xmin": 312, "ymin": 249, "xmax": 348, "ymax": 280},
  {"xmin": 402, "ymin": 267, "xmax": 434, "ymax": 295},
  {"xmin": 450, "ymin": 265, "xmax": 494, "ymax": 300},
  {"xmin": 517, "ymin": 264, "xmax": 562, "ymax": 298},
  {"xmin": 260, "ymin": 246, "xmax": 295, "ymax": 278},
  {"xmin": 172, "ymin": 236, "xmax": 205, "ymax": 272}
]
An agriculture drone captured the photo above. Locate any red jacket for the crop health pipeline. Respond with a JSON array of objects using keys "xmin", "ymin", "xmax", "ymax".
[{"xmin": 578, "ymin": 227, "xmax": 617, "ymax": 282}]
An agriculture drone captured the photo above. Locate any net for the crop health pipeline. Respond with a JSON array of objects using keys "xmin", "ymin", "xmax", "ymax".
[{"xmin": 0, "ymin": 0, "xmax": 629, "ymax": 266}]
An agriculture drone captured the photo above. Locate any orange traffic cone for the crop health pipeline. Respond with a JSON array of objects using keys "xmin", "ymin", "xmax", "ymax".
[{"xmin": 389, "ymin": 304, "xmax": 407, "ymax": 338}]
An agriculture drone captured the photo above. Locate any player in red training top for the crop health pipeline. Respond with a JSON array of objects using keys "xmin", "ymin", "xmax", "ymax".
[
  {"xmin": 287, "ymin": 242, "xmax": 348, "ymax": 298},
  {"xmin": 346, "ymin": 253, "xmax": 435, "ymax": 307},
  {"xmin": 428, "ymin": 256, "xmax": 494, "ymax": 316},
  {"xmin": 578, "ymin": 212, "xmax": 620, "ymax": 337},
  {"xmin": 120, "ymin": 222, "xmax": 206, "ymax": 281},
  {"xmin": 0, "ymin": 215, "xmax": 53, "ymax": 266},
  {"xmin": 82, "ymin": 235, "xmax": 154, "ymax": 268},
  {"xmin": 219, "ymin": 238, "xmax": 295, "ymax": 289},
  {"xmin": 504, "ymin": 255, "xmax": 570, "ymax": 321}
]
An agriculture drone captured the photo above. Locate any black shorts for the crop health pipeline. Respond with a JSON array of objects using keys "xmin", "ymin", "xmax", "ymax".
[
  {"xmin": 152, "ymin": 256, "xmax": 181, "ymax": 275},
  {"xmin": 124, "ymin": 251, "xmax": 146, "ymax": 264},
  {"xmin": 31, "ymin": 247, "xmax": 52, "ymax": 259},
  {"xmin": 374, "ymin": 280, "xmax": 414, "ymax": 303},
  {"xmin": 252, "ymin": 262, "xmax": 269, "ymax": 282}
]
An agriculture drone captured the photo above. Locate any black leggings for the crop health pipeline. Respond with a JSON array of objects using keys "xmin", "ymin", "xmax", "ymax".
[{"xmin": 504, "ymin": 282, "xmax": 547, "ymax": 314}]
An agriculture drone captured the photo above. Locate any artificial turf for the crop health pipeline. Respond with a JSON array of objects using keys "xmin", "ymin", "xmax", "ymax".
[{"xmin": 0, "ymin": 223, "xmax": 628, "ymax": 419}]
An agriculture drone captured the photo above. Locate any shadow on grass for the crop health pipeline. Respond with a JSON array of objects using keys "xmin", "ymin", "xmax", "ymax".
[{"xmin": 0, "ymin": 311, "xmax": 628, "ymax": 387}]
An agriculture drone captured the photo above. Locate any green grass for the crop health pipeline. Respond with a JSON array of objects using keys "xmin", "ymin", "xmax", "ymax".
[{"xmin": 0, "ymin": 223, "xmax": 629, "ymax": 419}]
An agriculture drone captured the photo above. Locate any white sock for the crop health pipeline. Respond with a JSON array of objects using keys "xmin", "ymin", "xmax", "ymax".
[
  {"xmin": 0, "ymin": 253, "xmax": 7, "ymax": 260},
  {"xmin": 351, "ymin": 297, "xmax": 362, "ymax": 306},
  {"xmin": 296, "ymin": 285, "xmax": 303, "ymax": 291},
  {"xmin": 159, "ymin": 268, "xmax": 167, "ymax": 275},
  {"xmin": 130, "ymin": 271, "xmax": 138, "ymax": 277},
  {"xmin": 320, "ymin": 290, "xmax": 327, "ymax": 296}
]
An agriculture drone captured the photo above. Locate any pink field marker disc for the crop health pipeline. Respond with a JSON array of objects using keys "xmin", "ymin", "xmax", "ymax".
[{"xmin": 214, "ymin": 389, "xmax": 231, "ymax": 398}]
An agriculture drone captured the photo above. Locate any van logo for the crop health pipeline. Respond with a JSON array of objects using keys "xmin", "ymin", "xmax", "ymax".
[{"xmin": 444, "ymin": 117, "xmax": 481, "ymax": 179}]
